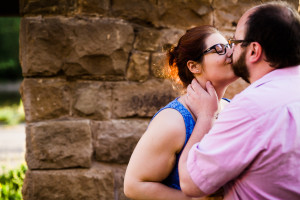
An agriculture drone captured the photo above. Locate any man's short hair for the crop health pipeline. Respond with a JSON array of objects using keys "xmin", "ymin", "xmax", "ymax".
[{"xmin": 244, "ymin": 1, "xmax": 300, "ymax": 68}]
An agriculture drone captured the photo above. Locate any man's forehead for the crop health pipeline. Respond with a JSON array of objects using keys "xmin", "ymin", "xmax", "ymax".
[{"xmin": 234, "ymin": 8, "xmax": 256, "ymax": 39}]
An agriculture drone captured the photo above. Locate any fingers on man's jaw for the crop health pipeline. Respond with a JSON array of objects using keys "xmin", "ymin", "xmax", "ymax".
[
  {"xmin": 192, "ymin": 79, "xmax": 198, "ymax": 85},
  {"xmin": 206, "ymin": 81, "xmax": 212, "ymax": 87}
]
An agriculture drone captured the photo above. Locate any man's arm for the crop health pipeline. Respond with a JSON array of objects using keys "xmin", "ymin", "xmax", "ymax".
[{"xmin": 179, "ymin": 80, "xmax": 218, "ymax": 197}]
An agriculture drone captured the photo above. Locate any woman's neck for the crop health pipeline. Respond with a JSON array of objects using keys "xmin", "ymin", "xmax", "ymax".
[
  {"xmin": 178, "ymin": 80, "xmax": 229, "ymax": 121},
  {"xmin": 196, "ymin": 78, "xmax": 228, "ymax": 102}
]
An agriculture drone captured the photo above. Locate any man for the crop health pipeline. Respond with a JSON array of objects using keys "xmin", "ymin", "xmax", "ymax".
[{"xmin": 178, "ymin": 1, "xmax": 300, "ymax": 199}]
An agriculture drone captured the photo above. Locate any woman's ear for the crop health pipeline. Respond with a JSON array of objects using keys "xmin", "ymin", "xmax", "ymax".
[{"xmin": 187, "ymin": 60, "xmax": 202, "ymax": 74}]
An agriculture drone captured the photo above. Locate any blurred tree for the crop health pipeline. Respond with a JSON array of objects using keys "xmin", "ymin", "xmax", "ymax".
[{"xmin": 0, "ymin": 17, "xmax": 21, "ymax": 81}]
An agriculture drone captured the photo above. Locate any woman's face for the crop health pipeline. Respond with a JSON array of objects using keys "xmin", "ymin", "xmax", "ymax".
[{"xmin": 197, "ymin": 32, "xmax": 237, "ymax": 87}]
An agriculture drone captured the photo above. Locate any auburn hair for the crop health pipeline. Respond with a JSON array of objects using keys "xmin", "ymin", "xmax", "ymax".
[{"xmin": 166, "ymin": 25, "xmax": 219, "ymax": 88}]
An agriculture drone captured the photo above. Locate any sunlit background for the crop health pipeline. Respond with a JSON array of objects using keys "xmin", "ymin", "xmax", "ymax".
[{"xmin": 0, "ymin": 14, "xmax": 27, "ymax": 200}]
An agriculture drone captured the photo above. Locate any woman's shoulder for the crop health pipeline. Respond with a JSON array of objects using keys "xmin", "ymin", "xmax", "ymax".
[
  {"xmin": 150, "ymin": 108, "xmax": 186, "ymax": 133},
  {"xmin": 147, "ymin": 108, "xmax": 186, "ymax": 152}
]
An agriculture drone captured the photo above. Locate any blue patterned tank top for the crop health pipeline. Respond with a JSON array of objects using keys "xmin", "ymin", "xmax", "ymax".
[
  {"xmin": 151, "ymin": 97, "xmax": 231, "ymax": 190},
  {"xmin": 151, "ymin": 97, "xmax": 195, "ymax": 190}
]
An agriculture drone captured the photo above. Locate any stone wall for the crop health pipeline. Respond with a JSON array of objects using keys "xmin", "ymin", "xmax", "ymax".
[{"xmin": 20, "ymin": 0, "xmax": 299, "ymax": 199}]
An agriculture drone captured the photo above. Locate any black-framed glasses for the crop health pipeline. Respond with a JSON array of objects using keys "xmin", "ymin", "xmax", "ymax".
[
  {"xmin": 228, "ymin": 39, "xmax": 249, "ymax": 48},
  {"xmin": 203, "ymin": 43, "xmax": 230, "ymax": 55}
]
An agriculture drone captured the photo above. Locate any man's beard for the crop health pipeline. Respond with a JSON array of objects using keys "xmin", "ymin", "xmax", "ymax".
[{"xmin": 232, "ymin": 50, "xmax": 250, "ymax": 83}]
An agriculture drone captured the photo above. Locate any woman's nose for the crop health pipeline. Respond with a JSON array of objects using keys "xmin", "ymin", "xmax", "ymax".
[{"xmin": 226, "ymin": 47, "xmax": 233, "ymax": 58}]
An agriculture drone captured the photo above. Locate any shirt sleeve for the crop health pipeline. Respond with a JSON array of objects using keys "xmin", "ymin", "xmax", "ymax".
[{"xmin": 187, "ymin": 98, "xmax": 266, "ymax": 194}]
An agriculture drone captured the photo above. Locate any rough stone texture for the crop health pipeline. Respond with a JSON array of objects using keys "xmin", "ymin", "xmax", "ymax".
[
  {"xmin": 214, "ymin": 0, "xmax": 300, "ymax": 32},
  {"xmin": 114, "ymin": 165, "xmax": 129, "ymax": 200},
  {"xmin": 77, "ymin": 0, "xmax": 110, "ymax": 15},
  {"xmin": 112, "ymin": 79, "xmax": 179, "ymax": 118},
  {"xmin": 111, "ymin": 0, "xmax": 158, "ymax": 26},
  {"xmin": 134, "ymin": 27, "xmax": 185, "ymax": 52},
  {"xmin": 20, "ymin": 17, "xmax": 134, "ymax": 80},
  {"xmin": 26, "ymin": 120, "xmax": 92, "ymax": 169},
  {"xmin": 92, "ymin": 119, "xmax": 149, "ymax": 164},
  {"xmin": 73, "ymin": 81, "xmax": 112, "ymax": 120},
  {"xmin": 151, "ymin": 52, "xmax": 167, "ymax": 78},
  {"xmin": 20, "ymin": 78, "xmax": 70, "ymax": 122},
  {"xmin": 20, "ymin": 0, "xmax": 77, "ymax": 16},
  {"xmin": 22, "ymin": 163, "xmax": 114, "ymax": 200},
  {"xmin": 133, "ymin": 27, "xmax": 161, "ymax": 52},
  {"xmin": 152, "ymin": 0, "xmax": 213, "ymax": 28},
  {"xmin": 213, "ymin": 0, "xmax": 252, "ymax": 32},
  {"xmin": 126, "ymin": 51, "xmax": 150, "ymax": 82},
  {"xmin": 112, "ymin": 0, "xmax": 213, "ymax": 28}
]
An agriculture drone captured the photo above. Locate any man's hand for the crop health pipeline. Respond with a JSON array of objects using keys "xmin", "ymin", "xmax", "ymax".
[{"xmin": 186, "ymin": 79, "xmax": 218, "ymax": 120}]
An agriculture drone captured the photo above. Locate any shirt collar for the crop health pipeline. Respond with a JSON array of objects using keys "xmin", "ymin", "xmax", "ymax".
[{"xmin": 248, "ymin": 65, "xmax": 300, "ymax": 89}]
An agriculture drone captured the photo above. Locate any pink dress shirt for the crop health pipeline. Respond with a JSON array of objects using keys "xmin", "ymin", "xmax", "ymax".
[{"xmin": 187, "ymin": 65, "xmax": 300, "ymax": 200}]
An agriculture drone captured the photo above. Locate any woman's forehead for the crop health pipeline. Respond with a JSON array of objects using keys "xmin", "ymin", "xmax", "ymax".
[{"xmin": 205, "ymin": 33, "xmax": 227, "ymax": 47}]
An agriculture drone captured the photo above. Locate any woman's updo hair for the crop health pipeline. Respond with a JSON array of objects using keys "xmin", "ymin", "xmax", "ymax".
[{"xmin": 167, "ymin": 25, "xmax": 219, "ymax": 88}]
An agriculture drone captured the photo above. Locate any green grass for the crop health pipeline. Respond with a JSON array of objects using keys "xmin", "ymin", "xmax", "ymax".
[
  {"xmin": 0, "ymin": 163, "xmax": 27, "ymax": 200},
  {"xmin": 0, "ymin": 101, "xmax": 25, "ymax": 126}
]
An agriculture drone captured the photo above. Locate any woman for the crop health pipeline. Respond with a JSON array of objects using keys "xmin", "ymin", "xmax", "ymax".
[{"xmin": 124, "ymin": 25, "xmax": 237, "ymax": 199}]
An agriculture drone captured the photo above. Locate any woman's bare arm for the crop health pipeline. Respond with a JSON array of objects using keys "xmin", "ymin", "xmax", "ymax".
[{"xmin": 124, "ymin": 108, "xmax": 203, "ymax": 200}]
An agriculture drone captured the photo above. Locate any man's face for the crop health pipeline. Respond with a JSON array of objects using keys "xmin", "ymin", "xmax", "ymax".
[
  {"xmin": 231, "ymin": 10, "xmax": 253, "ymax": 83},
  {"xmin": 232, "ymin": 49, "xmax": 250, "ymax": 83}
]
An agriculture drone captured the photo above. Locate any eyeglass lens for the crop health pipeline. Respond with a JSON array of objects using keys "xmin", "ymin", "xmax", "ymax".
[
  {"xmin": 215, "ymin": 44, "xmax": 227, "ymax": 54},
  {"xmin": 203, "ymin": 43, "xmax": 229, "ymax": 55}
]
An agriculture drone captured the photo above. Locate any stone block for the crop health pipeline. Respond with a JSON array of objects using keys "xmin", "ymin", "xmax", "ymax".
[
  {"xmin": 77, "ymin": 0, "xmax": 110, "ymax": 15},
  {"xmin": 92, "ymin": 119, "xmax": 149, "ymax": 164},
  {"xmin": 20, "ymin": 17, "xmax": 134, "ymax": 80},
  {"xmin": 112, "ymin": 79, "xmax": 179, "ymax": 118},
  {"xmin": 126, "ymin": 51, "xmax": 150, "ymax": 82},
  {"xmin": 25, "ymin": 120, "xmax": 93, "ymax": 169},
  {"xmin": 133, "ymin": 27, "xmax": 161, "ymax": 52},
  {"xmin": 112, "ymin": 0, "xmax": 213, "ymax": 29},
  {"xmin": 22, "ymin": 164, "xmax": 114, "ymax": 200},
  {"xmin": 134, "ymin": 27, "xmax": 185, "ymax": 52},
  {"xmin": 153, "ymin": 0, "xmax": 213, "ymax": 28},
  {"xmin": 114, "ymin": 165, "xmax": 129, "ymax": 200},
  {"xmin": 213, "ymin": 0, "xmax": 253, "ymax": 31},
  {"xmin": 72, "ymin": 81, "xmax": 112, "ymax": 120},
  {"xmin": 20, "ymin": 0, "xmax": 76, "ymax": 15},
  {"xmin": 151, "ymin": 52, "xmax": 167, "ymax": 79},
  {"xmin": 112, "ymin": 0, "xmax": 158, "ymax": 26},
  {"xmin": 213, "ymin": 0, "xmax": 299, "ymax": 32},
  {"xmin": 20, "ymin": 78, "xmax": 70, "ymax": 122},
  {"xmin": 159, "ymin": 28, "xmax": 186, "ymax": 50},
  {"xmin": 20, "ymin": 17, "xmax": 67, "ymax": 76}
]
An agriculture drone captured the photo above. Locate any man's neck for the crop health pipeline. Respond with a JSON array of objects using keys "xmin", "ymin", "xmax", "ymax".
[{"xmin": 249, "ymin": 63, "xmax": 276, "ymax": 84}]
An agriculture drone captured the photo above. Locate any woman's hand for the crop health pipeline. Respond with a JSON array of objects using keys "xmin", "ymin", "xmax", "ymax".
[{"xmin": 186, "ymin": 79, "xmax": 218, "ymax": 120}]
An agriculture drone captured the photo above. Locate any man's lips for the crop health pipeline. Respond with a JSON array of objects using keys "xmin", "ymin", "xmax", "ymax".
[{"xmin": 225, "ymin": 57, "xmax": 232, "ymax": 64}]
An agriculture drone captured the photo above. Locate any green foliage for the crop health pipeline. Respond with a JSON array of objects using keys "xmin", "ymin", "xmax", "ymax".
[
  {"xmin": 0, "ymin": 91, "xmax": 21, "ymax": 107},
  {"xmin": 0, "ymin": 17, "xmax": 22, "ymax": 81},
  {"xmin": 0, "ymin": 163, "xmax": 27, "ymax": 200},
  {"xmin": 0, "ymin": 100, "xmax": 25, "ymax": 125}
]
